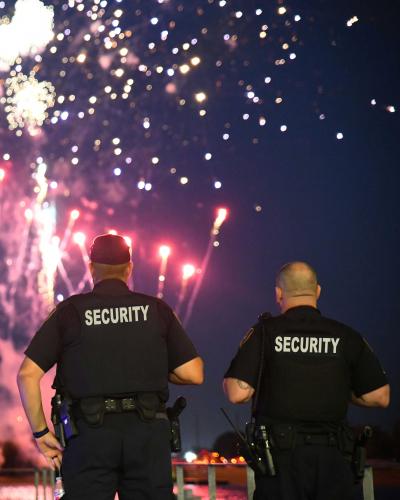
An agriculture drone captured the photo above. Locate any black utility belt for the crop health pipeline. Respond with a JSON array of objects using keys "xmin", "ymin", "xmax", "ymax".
[
  {"xmin": 103, "ymin": 397, "xmax": 167, "ymax": 419},
  {"xmin": 77, "ymin": 393, "xmax": 167, "ymax": 426},
  {"xmin": 256, "ymin": 422, "xmax": 352, "ymax": 452}
]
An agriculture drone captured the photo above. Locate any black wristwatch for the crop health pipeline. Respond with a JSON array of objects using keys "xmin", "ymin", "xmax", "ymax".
[{"xmin": 33, "ymin": 427, "xmax": 49, "ymax": 439}]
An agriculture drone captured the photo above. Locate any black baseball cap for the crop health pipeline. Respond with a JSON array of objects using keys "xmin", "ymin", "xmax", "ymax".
[{"xmin": 90, "ymin": 234, "xmax": 131, "ymax": 265}]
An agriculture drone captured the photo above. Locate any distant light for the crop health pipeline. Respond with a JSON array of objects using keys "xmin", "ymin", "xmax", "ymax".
[
  {"xmin": 336, "ymin": 132, "xmax": 344, "ymax": 140},
  {"xmin": 294, "ymin": 14, "xmax": 301, "ymax": 21},
  {"xmin": 60, "ymin": 111, "xmax": 69, "ymax": 120},
  {"xmin": 204, "ymin": 153, "xmax": 212, "ymax": 160},
  {"xmin": 247, "ymin": 91, "xmax": 255, "ymax": 99},
  {"xmin": 112, "ymin": 137, "xmax": 120, "ymax": 145},
  {"xmin": 289, "ymin": 53, "xmax": 296, "ymax": 60},
  {"xmin": 264, "ymin": 76, "xmax": 272, "ymax": 84},
  {"xmin": 73, "ymin": 232, "xmax": 86, "ymax": 246},
  {"xmin": 280, "ymin": 125, "xmax": 287, "ymax": 132},
  {"xmin": 243, "ymin": 113, "xmax": 249, "ymax": 120},
  {"xmin": 77, "ymin": 53, "xmax": 86, "ymax": 63},
  {"xmin": 386, "ymin": 105, "xmax": 396, "ymax": 113},
  {"xmin": 159, "ymin": 245, "xmax": 171, "ymax": 258},
  {"xmin": 150, "ymin": 17, "xmax": 159, "ymax": 25},
  {"xmin": 255, "ymin": 205, "xmax": 262, "ymax": 212},
  {"xmin": 179, "ymin": 64, "xmax": 190, "ymax": 74},
  {"xmin": 370, "ymin": 99, "xmax": 376, "ymax": 106},
  {"xmin": 3, "ymin": 153, "xmax": 10, "ymax": 161},
  {"xmin": 346, "ymin": 16, "xmax": 359, "ymax": 27},
  {"xmin": 223, "ymin": 133, "xmax": 230, "ymax": 140},
  {"xmin": 191, "ymin": 56, "xmax": 201, "ymax": 66},
  {"xmin": 195, "ymin": 92, "xmax": 207, "ymax": 103},
  {"xmin": 214, "ymin": 181, "xmax": 222, "ymax": 189},
  {"xmin": 56, "ymin": 294, "xmax": 64, "ymax": 302},
  {"xmin": 235, "ymin": 11, "xmax": 243, "ymax": 18},
  {"xmin": 319, "ymin": 114, "xmax": 325, "ymax": 120},
  {"xmin": 113, "ymin": 167, "xmax": 122, "ymax": 176},
  {"xmin": 145, "ymin": 182, "xmax": 152, "ymax": 191},
  {"xmin": 255, "ymin": 9, "xmax": 263, "ymax": 16},
  {"xmin": 137, "ymin": 180, "xmax": 145, "ymax": 190},
  {"xmin": 180, "ymin": 176, "xmax": 189, "ymax": 185},
  {"xmin": 167, "ymin": 68, "xmax": 175, "ymax": 76},
  {"xmin": 152, "ymin": 157, "xmax": 159, "ymax": 165},
  {"xmin": 50, "ymin": 181, "xmax": 58, "ymax": 189},
  {"xmin": 219, "ymin": 0, "xmax": 226, "ymax": 6},
  {"xmin": 259, "ymin": 117, "xmax": 266, "ymax": 126},
  {"xmin": 278, "ymin": 6, "xmax": 287, "ymax": 15},
  {"xmin": 182, "ymin": 264, "xmax": 196, "ymax": 280}
]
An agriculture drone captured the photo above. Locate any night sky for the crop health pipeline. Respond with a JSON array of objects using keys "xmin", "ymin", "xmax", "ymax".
[{"xmin": 0, "ymin": 0, "xmax": 399, "ymax": 451}]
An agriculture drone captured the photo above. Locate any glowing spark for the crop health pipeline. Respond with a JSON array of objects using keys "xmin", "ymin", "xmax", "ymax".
[
  {"xmin": 73, "ymin": 232, "xmax": 86, "ymax": 246},
  {"xmin": 195, "ymin": 92, "xmax": 207, "ymax": 103},
  {"xmin": 157, "ymin": 245, "xmax": 171, "ymax": 298},
  {"xmin": 70, "ymin": 209, "xmax": 80, "ymax": 220},
  {"xmin": 5, "ymin": 73, "xmax": 55, "ymax": 132}
]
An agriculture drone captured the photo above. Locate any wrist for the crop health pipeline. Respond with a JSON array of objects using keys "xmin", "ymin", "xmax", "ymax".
[{"xmin": 33, "ymin": 427, "xmax": 49, "ymax": 439}]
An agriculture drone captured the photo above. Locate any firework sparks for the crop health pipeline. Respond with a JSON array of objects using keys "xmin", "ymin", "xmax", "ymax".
[
  {"xmin": 157, "ymin": 245, "xmax": 171, "ymax": 299},
  {"xmin": 0, "ymin": 0, "xmax": 54, "ymax": 71},
  {"xmin": 176, "ymin": 263, "xmax": 196, "ymax": 316},
  {"xmin": 4, "ymin": 73, "xmax": 55, "ymax": 132}
]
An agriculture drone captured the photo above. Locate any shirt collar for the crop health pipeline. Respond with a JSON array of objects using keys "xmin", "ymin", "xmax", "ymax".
[
  {"xmin": 93, "ymin": 279, "xmax": 131, "ymax": 295},
  {"xmin": 283, "ymin": 305, "xmax": 321, "ymax": 317}
]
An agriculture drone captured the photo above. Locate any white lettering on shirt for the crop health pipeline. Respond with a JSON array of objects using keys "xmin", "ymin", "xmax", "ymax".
[
  {"xmin": 83, "ymin": 305, "xmax": 151, "ymax": 326},
  {"xmin": 274, "ymin": 336, "xmax": 340, "ymax": 355}
]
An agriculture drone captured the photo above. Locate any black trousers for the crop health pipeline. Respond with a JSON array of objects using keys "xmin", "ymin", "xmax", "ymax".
[
  {"xmin": 253, "ymin": 445, "xmax": 355, "ymax": 500},
  {"xmin": 61, "ymin": 412, "xmax": 174, "ymax": 500}
]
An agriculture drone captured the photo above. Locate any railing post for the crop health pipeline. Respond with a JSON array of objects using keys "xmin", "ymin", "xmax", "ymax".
[
  {"xmin": 208, "ymin": 465, "xmax": 216, "ymax": 500},
  {"xmin": 176, "ymin": 465, "xmax": 185, "ymax": 500},
  {"xmin": 362, "ymin": 466, "xmax": 374, "ymax": 500},
  {"xmin": 34, "ymin": 468, "xmax": 40, "ymax": 500},
  {"xmin": 42, "ymin": 468, "xmax": 48, "ymax": 500},
  {"xmin": 246, "ymin": 466, "xmax": 255, "ymax": 499}
]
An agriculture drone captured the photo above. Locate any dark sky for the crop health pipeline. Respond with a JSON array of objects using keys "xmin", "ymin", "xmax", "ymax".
[{"xmin": 0, "ymin": 0, "xmax": 399, "ymax": 451}]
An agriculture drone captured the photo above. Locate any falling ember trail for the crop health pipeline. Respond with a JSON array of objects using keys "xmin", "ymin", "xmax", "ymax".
[
  {"xmin": 182, "ymin": 208, "xmax": 228, "ymax": 327},
  {"xmin": 175, "ymin": 264, "xmax": 195, "ymax": 317},
  {"xmin": 157, "ymin": 245, "xmax": 171, "ymax": 299}
]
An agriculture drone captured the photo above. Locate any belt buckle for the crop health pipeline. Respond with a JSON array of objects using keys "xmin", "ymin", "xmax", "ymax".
[
  {"xmin": 104, "ymin": 399, "xmax": 118, "ymax": 412},
  {"xmin": 122, "ymin": 398, "xmax": 135, "ymax": 411}
]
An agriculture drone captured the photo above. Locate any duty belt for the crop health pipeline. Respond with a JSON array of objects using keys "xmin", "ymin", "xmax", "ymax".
[{"xmin": 103, "ymin": 397, "xmax": 168, "ymax": 420}]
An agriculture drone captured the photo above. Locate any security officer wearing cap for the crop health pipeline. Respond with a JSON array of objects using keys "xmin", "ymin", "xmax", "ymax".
[
  {"xmin": 223, "ymin": 261, "xmax": 389, "ymax": 500},
  {"xmin": 17, "ymin": 233, "xmax": 204, "ymax": 500}
]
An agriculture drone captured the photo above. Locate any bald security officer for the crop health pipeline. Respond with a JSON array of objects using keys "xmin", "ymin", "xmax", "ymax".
[
  {"xmin": 224, "ymin": 262, "xmax": 389, "ymax": 500},
  {"xmin": 17, "ymin": 233, "xmax": 204, "ymax": 500}
]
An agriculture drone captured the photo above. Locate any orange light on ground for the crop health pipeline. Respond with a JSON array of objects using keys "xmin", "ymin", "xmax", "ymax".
[
  {"xmin": 159, "ymin": 245, "xmax": 171, "ymax": 258},
  {"xmin": 70, "ymin": 209, "xmax": 80, "ymax": 220},
  {"xmin": 0, "ymin": 168, "xmax": 5, "ymax": 182},
  {"xmin": 182, "ymin": 264, "xmax": 196, "ymax": 280},
  {"xmin": 73, "ymin": 231, "xmax": 86, "ymax": 246}
]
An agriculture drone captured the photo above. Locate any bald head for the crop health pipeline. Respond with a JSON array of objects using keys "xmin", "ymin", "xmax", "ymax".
[{"xmin": 275, "ymin": 262, "xmax": 320, "ymax": 312}]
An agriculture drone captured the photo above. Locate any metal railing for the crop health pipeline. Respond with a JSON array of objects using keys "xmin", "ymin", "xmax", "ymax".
[
  {"xmin": 173, "ymin": 463, "xmax": 375, "ymax": 500},
  {"xmin": 0, "ymin": 464, "xmax": 374, "ymax": 500}
]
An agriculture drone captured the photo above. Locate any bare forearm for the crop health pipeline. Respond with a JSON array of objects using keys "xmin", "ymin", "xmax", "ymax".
[
  {"xmin": 168, "ymin": 372, "xmax": 193, "ymax": 385},
  {"xmin": 17, "ymin": 375, "xmax": 47, "ymax": 432}
]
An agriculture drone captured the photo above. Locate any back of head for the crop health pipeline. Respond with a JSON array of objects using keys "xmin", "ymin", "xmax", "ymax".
[
  {"xmin": 276, "ymin": 261, "xmax": 318, "ymax": 299},
  {"xmin": 89, "ymin": 233, "xmax": 132, "ymax": 283}
]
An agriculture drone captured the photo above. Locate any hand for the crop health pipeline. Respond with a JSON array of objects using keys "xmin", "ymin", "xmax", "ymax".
[{"xmin": 35, "ymin": 431, "xmax": 64, "ymax": 470}]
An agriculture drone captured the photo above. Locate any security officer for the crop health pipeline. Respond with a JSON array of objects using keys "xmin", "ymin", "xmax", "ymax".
[
  {"xmin": 223, "ymin": 261, "xmax": 389, "ymax": 500},
  {"xmin": 17, "ymin": 233, "xmax": 204, "ymax": 500}
]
